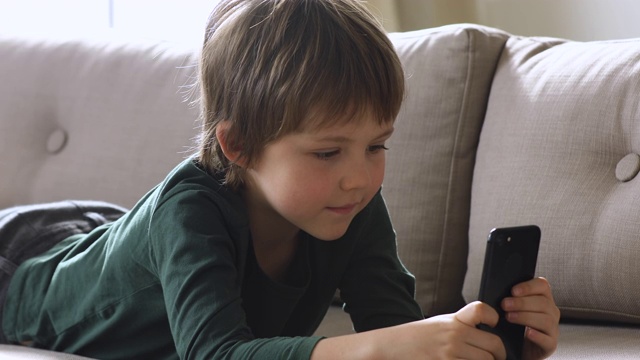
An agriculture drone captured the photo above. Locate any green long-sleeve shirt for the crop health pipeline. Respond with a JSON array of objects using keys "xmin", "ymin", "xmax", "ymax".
[{"xmin": 3, "ymin": 158, "xmax": 423, "ymax": 359}]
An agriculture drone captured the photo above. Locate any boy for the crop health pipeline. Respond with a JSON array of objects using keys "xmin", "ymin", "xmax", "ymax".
[{"xmin": 0, "ymin": 0, "xmax": 559, "ymax": 359}]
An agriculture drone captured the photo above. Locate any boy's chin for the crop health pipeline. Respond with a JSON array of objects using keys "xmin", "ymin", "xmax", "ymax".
[{"xmin": 308, "ymin": 228, "xmax": 349, "ymax": 242}]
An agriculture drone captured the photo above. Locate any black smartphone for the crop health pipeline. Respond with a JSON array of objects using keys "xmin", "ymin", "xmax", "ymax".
[{"xmin": 477, "ymin": 225, "xmax": 541, "ymax": 360}]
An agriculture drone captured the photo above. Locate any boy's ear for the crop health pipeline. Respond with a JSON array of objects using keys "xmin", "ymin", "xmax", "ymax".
[{"xmin": 216, "ymin": 121, "xmax": 246, "ymax": 167}]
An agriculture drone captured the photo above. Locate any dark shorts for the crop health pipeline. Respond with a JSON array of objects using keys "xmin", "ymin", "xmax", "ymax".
[{"xmin": 0, "ymin": 200, "xmax": 126, "ymax": 343}]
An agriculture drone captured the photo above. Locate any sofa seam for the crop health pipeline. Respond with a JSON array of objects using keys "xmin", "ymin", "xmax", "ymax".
[{"xmin": 560, "ymin": 306, "xmax": 640, "ymax": 321}]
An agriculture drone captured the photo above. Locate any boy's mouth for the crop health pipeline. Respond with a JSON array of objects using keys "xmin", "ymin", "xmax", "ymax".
[{"xmin": 326, "ymin": 203, "xmax": 358, "ymax": 215}]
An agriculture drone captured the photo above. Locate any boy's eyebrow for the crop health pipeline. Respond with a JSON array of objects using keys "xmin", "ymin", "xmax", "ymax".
[
  {"xmin": 375, "ymin": 127, "xmax": 395, "ymax": 139},
  {"xmin": 313, "ymin": 128, "xmax": 395, "ymax": 143}
]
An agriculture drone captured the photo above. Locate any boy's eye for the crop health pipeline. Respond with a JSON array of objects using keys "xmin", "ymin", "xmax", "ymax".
[
  {"xmin": 368, "ymin": 145, "xmax": 389, "ymax": 153},
  {"xmin": 314, "ymin": 149, "xmax": 340, "ymax": 160}
]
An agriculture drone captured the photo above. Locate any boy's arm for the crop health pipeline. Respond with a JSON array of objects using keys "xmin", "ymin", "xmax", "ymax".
[
  {"xmin": 149, "ymin": 189, "xmax": 322, "ymax": 359},
  {"xmin": 311, "ymin": 301, "xmax": 507, "ymax": 360},
  {"xmin": 332, "ymin": 192, "xmax": 558, "ymax": 359}
]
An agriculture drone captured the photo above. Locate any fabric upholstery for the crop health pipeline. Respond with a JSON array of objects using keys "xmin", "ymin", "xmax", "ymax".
[
  {"xmin": 385, "ymin": 25, "xmax": 508, "ymax": 317},
  {"xmin": 553, "ymin": 322, "xmax": 640, "ymax": 359},
  {"xmin": 464, "ymin": 35, "xmax": 640, "ymax": 324},
  {"xmin": 0, "ymin": 345, "xmax": 92, "ymax": 359},
  {"xmin": 3, "ymin": 24, "xmax": 640, "ymax": 358},
  {"xmin": 0, "ymin": 34, "xmax": 200, "ymax": 209}
]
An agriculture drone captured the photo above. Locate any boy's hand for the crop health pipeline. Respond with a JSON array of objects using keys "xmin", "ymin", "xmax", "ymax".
[
  {"xmin": 450, "ymin": 301, "xmax": 508, "ymax": 359},
  {"xmin": 502, "ymin": 277, "xmax": 560, "ymax": 360},
  {"xmin": 370, "ymin": 301, "xmax": 508, "ymax": 359},
  {"xmin": 311, "ymin": 301, "xmax": 507, "ymax": 360}
]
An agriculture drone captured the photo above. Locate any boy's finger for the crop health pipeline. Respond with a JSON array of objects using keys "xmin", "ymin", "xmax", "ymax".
[
  {"xmin": 512, "ymin": 277, "xmax": 553, "ymax": 297},
  {"xmin": 503, "ymin": 296, "xmax": 561, "ymax": 331},
  {"xmin": 505, "ymin": 310, "xmax": 559, "ymax": 338},
  {"xmin": 502, "ymin": 294, "xmax": 557, "ymax": 314},
  {"xmin": 465, "ymin": 329, "xmax": 507, "ymax": 360},
  {"xmin": 525, "ymin": 327, "xmax": 559, "ymax": 357},
  {"xmin": 455, "ymin": 301, "xmax": 500, "ymax": 328}
]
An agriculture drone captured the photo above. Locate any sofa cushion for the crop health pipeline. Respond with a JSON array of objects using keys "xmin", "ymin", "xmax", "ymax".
[
  {"xmin": 384, "ymin": 25, "xmax": 508, "ymax": 317},
  {"xmin": 0, "ymin": 345, "xmax": 94, "ymax": 359},
  {"xmin": 0, "ymin": 33, "xmax": 200, "ymax": 209},
  {"xmin": 464, "ymin": 35, "xmax": 640, "ymax": 324}
]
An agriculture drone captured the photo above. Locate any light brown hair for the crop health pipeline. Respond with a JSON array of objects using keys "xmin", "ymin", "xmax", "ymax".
[{"xmin": 197, "ymin": 0, "xmax": 404, "ymax": 189}]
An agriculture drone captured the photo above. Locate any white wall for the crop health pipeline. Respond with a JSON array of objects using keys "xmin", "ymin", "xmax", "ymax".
[
  {"xmin": 0, "ymin": 0, "xmax": 109, "ymax": 36},
  {"xmin": 0, "ymin": 0, "xmax": 215, "ymax": 45},
  {"xmin": 2, "ymin": 0, "xmax": 639, "ymax": 42},
  {"xmin": 377, "ymin": 0, "xmax": 640, "ymax": 41},
  {"xmin": 473, "ymin": 0, "xmax": 640, "ymax": 41}
]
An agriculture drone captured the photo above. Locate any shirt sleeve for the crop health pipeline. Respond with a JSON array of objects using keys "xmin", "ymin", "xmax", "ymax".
[
  {"xmin": 148, "ymin": 187, "xmax": 323, "ymax": 360},
  {"xmin": 338, "ymin": 190, "xmax": 425, "ymax": 332}
]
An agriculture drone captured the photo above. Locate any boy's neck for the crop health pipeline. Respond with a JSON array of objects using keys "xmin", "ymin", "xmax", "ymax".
[
  {"xmin": 241, "ymin": 186, "xmax": 301, "ymax": 283},
  {"xmin": 252, "ymin": 231, "xmax": 301, "ymax": 283}
]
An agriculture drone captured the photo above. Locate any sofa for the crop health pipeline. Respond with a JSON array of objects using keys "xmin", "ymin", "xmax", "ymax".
[{"xmin": 1, "ymin": 23, "xmax": 639, "ymax": 359}]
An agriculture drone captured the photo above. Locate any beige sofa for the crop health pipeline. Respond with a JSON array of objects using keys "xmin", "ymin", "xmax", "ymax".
[{"xmin": 1, "ymin": 23, "xmax": 639, "ymax": 359}]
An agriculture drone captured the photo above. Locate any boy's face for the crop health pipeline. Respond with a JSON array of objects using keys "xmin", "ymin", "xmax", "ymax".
[{"xmin": 243, "ymin": 117, "xmax": 393, "ymax": 242}]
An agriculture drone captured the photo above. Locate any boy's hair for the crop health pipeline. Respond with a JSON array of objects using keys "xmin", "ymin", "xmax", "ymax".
[{"xmin": 197, "ymin": 0, "xmax": 405, "ymax": 189}]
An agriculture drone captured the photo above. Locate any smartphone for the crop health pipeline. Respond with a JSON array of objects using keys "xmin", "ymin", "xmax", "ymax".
[{"xmin": 477, "ymin": 225, "xmax": 541, "ymax": 360}]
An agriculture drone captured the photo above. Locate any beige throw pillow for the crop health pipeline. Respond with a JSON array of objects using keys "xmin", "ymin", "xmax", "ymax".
[
  {"xmin": 464, "ymin": 35, "xmax": 640, "ymax": 324},
  {"xmin": 385, "ymin": 25, "xmax": 508, "ymax": 316}
]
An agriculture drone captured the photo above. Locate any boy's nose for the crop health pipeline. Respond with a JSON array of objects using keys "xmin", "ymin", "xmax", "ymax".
[{"xmin": 340, "ymin": 158, "xmax": 371, "ymax": 191}]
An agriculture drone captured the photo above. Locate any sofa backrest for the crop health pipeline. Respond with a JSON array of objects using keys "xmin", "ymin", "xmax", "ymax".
[
  {"xmin": 464, "ymin": 33, "xmax": 640, "ymax": 325},
  {"xmin": 0, "ymin": 34, "xmax": 200, "ymax": 209},
  {"xmin": 386, "ymin": 25, "xmax": 508, "ymax": 316}
]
